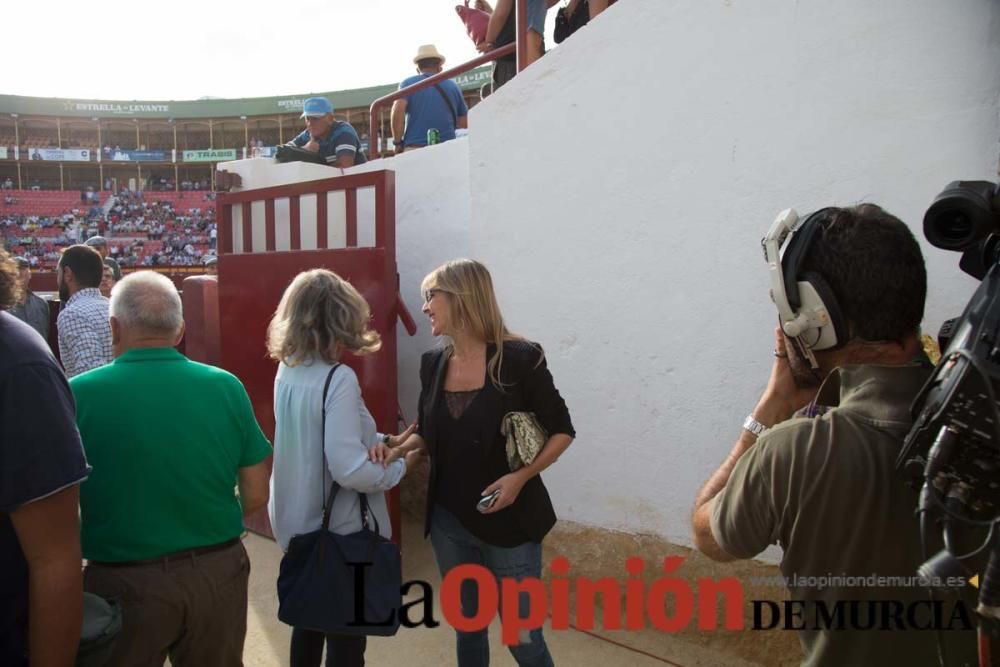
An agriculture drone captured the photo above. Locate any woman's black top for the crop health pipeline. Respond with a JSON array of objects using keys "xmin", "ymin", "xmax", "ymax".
[{"xmin": 416, "ymin": 340, "xmax": 575, "ymax": 546}]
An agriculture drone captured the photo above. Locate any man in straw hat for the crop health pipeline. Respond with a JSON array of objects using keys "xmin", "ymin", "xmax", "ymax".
[{"xmin": 391, "ymin": 44, "xmax": 469, "ymax": 153}]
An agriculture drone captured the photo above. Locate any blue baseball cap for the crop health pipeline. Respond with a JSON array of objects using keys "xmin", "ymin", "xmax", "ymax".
[{"xmin": 301, "ymin": 97, "xmax": 334, "ymax": 118}]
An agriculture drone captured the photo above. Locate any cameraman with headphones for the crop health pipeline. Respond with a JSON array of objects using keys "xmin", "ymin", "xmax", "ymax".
[{"xmin": 691, "ymin": 204, "xmax": 976, "ymax": 666}]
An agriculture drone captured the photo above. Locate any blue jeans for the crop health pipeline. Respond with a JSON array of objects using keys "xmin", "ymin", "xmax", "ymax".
[{"xmin": 430, "ymin": 505, "xmax": 554, "ymax": 667}]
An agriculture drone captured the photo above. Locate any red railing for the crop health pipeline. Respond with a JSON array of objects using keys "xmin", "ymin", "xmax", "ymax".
[{"xmin": 368, "ymin": 0, "xmax": 528, "ymax": 160}]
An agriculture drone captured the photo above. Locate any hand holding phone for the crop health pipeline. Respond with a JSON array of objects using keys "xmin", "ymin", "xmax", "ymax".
[{"xmin": 476, "ymin": 489, "xmax": 501, "ymax": 513}]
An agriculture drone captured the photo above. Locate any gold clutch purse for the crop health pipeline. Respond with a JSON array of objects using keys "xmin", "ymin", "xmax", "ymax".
[{"xmin": 500, "ymin": 411, "xmax": 548, "ymax": 471}]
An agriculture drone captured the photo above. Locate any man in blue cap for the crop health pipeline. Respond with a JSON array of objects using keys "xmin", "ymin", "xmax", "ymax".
[{"xmin": 286, "ymin": 97, "xmax": 366, "ymax": 167}]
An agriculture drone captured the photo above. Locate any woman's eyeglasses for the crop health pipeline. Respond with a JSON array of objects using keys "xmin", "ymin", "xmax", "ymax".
[{"xmin": 423, "ymin": 289, "xmax": 440, "ymax": 304}]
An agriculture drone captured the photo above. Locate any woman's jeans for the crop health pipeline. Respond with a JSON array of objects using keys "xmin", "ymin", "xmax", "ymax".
[
  {"xmin": 289, "ymin": 627, "xmax": 366, "ymax": 667},
  {"xmin": 430, "ymin": 505, "xmax": 555, "ymax": 667}
]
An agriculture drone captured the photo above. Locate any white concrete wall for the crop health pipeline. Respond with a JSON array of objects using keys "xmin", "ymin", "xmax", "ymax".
[
  {"xmin": 461, "ymin": 0, "xmax": 1000, "ymax": 548},
  {"xmin": 350, "ymin": 140, "xmax": 476, "ymax": 426}
]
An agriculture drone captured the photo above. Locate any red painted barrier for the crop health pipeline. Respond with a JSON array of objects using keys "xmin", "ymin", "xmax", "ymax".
[{"xmin": 180, "ymin": 276, "xmax": 220, "ymax": 366}]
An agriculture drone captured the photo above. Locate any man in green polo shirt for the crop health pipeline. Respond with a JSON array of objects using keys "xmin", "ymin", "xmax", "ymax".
[{"xmin": 70, "ymin": 270, "xmax": 271, "ymax": 667}]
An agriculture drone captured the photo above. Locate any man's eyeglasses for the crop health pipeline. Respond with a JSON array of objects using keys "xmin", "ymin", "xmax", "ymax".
[{"xmin": 304, "ymin": 115, "xmax": 325, "ymax": 122}]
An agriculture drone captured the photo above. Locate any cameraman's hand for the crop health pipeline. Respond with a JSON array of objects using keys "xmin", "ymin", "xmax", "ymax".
[{"xmin": 754, "ymin": 327, "xmax": 820, "ymax": 427}]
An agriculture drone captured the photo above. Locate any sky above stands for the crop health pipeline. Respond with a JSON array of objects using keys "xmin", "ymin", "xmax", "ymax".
[{"xmin": 6, "ymin": 0, "xmax": 558, "ymax": 101}]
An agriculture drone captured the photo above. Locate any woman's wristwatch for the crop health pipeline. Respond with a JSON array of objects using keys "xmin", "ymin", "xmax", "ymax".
[{"xmin": 382, "ymin": 433, "xmax": 391, "ymax": 445}]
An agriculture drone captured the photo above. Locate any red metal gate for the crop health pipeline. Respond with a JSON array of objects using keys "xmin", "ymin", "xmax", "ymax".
[{"xmin": 216, "ymin": 170, "xmax": 416, "ymax": 543}]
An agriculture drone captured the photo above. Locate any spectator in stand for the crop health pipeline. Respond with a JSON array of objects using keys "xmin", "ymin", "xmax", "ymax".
[
  {"xmin": 392, "ymin": 45, "xmax": 469, "ymax": 153},
  {"xmin": 204, "ymin": 256, "xmax": 218, "ymax": 276},
  {"xmin": 7, "ymin": 256, "xmax": 49, "ymax": 340},
  {"xmin": 84, "ymin": 236, "xmax": 122, "ymax": 281},
  {"xmin": 99, "ymin": 265, "xmax": 115, "ymax": 299},
  {"xmin": 1, "ymin": 247, "xmax": 91, "ymax": 667},
  {"xmin": 72, "ymin": 271, "xmax": 272, "ymax": 667},
  {"xmin": 286, "ymin": 97, "xmax": 366, "ymax": 168},
  {"xmin": 476, "ymin": 0, "xmax": 559, "ymax": 90},
  {"xmin": 56, "ymin": 245, "xmax": 112, "ymax": 378}
]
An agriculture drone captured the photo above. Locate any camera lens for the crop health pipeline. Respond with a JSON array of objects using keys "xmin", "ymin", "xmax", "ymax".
[
  {"xmin": 924, "ymin": 181, "xmax": 999, "ymax": 251},
  {"xmin": 931, "ymin": 211, "xmax": 973, "ymax": 247}
]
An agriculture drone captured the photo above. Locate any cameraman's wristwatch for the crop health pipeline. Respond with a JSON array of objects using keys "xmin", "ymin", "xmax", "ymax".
[{"xmin": 742, "ymin": 414, "xmax": 770, "ymax": 438}]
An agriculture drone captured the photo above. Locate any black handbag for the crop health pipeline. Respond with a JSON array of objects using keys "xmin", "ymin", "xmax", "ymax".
[
  {"xmin": 554, "ymin": 0, "xmax": 590, "ymax": 43},
  {"xmin": 275, "ymin": 364, "xmax": 403, "ymax": 636}
]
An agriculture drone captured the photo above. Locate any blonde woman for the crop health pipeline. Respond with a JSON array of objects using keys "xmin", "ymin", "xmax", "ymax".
[
  {"xmin": 267, "ymin": 269, "xmax": 417, "ymax": 667},
  {"xmin": 374, "ymin": 259, "xmax": 574, "ymax": 667}
]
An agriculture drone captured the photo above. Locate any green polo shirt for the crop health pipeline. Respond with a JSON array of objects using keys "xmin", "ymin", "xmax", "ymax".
[{"xmin": 71, "ymin": 347, "xmax": 272, "ymax": 562}]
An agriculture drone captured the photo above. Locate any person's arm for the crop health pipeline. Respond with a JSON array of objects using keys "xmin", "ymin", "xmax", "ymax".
[
  {"xmin": 456, "ymin": 91, "xmax": 469, "ymax": 130},
  {"xmin": 11, "ymin": 485, "xmax": 83, "ymax": 667},
  {"xmin": 480, "ymin": 0, "xmax": 512, "ymax": 50},
  {"xmin": 480, "ymin": 431, "xmax": 572, "ymax": 514},
  {"xmin": 56, "ymin": 310, "xmax": 79, "ymax": 378},
  {"xmin": 482, "ymin": 344, "xmax": 575, "ymax": 513},
  {"xmin": 326, "ymin": 370, "xmax": 406, "ymax": 492},
  {"xmin": 285, "ymin": 129, "xmax": 308, "ymax": 148},
  {"xmin": 691, "ymin": 430, "xmax": 757, "ymax": 562},
  {"xmin": 237, "ymin": 460, "xmax": 270, "ymax": 516},
  {"xmin": 371, "ymin": 352, "xmax": 435, "ymax": 466},
  {"xmin": 331, "ymin": 129, "xmax": 360, "ymax": 168},
  {"xmin": 232, "ymin": 376, "xmax": 272, "ymax": 516},
  {"xmin": 391, "ymin": 100, "xmax": 407, "ymax": 151},
  {"xmin": 691, "ymin": 328, "xmax": 818, "ymax": 560}
]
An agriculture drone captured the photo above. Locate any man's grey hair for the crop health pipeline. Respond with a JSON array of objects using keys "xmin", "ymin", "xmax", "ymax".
[{"xmin": 110, "ymin": 271, "xmax": 183, "ymax": 335}]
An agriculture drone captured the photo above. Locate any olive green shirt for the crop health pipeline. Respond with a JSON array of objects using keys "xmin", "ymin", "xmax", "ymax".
[
  {"xmin": 71, "ymin": 347, "xmax": 272, "ymax": 561},
  {"xmin": 711, "ymin": 364, "xmax": 976, "ymax": 667}
]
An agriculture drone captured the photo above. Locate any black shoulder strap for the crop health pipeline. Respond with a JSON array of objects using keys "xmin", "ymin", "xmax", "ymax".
[
  {"xmin": 320, "ymin": 364, "xmax": 341, "ymax": 528},
  {"xmin": 318, "ymin": 363, "xmax": 378, "ymax": 534},
  {"xmin": 432, "ymin": 84, "xmax": 458, "ymax": 129}
]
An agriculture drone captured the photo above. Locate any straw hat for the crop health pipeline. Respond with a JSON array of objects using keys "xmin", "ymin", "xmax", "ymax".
[{"xmin": 413, "ymin": 44, "xmax": 445, "ymax": 64}]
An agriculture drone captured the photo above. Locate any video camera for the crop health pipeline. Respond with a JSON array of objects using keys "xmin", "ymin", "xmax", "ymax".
[{"xmin": 895, "ymin": 180, "xmax": 1000, "ymax": 639}]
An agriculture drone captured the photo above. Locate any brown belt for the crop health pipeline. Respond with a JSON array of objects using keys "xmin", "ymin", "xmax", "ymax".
[{"xmin": 88, "ymin": 537, "xmax": 241, "ymax": 568}]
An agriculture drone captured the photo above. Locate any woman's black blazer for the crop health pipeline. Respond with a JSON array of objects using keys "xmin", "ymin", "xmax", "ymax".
[{"xmin": 417, "ymin": 340, "xmax": 575, "ymax": 543}]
